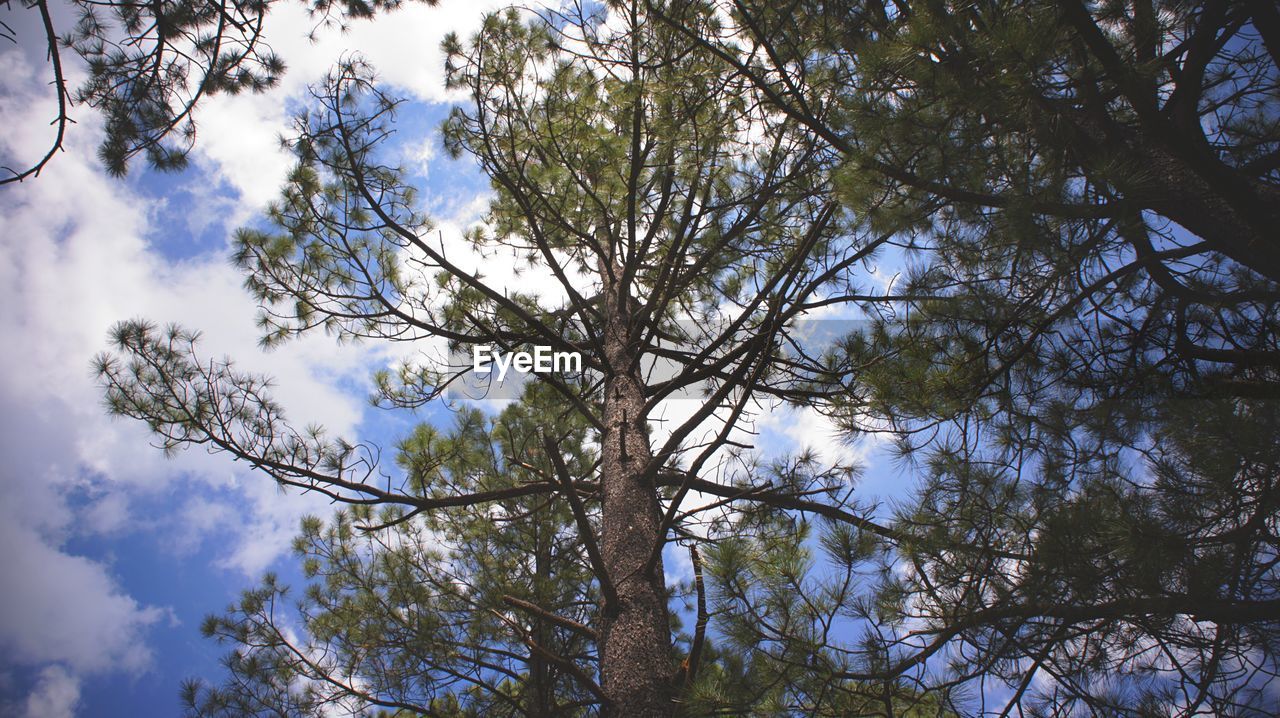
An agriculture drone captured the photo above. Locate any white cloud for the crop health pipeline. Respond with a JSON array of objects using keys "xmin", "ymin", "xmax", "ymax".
[
  {"xmin": 0, "ymin": 42, "xmax": 392, "ymax": 712},
  {"xmin": 81, "ymin": 492, "xmax": 131, "ymax": 536},
  {"xmin": 21, "ymin": 666, "xmax": 80, "ymax": 718},
  {"xmin": 0, "ymin": 54, "xmax": 189, "ymax": 696},
  {"xmin": 406, "ymin": 134, "xmax": 438, "ymax": 179},
  {"xmin": 0, "ymin": 520, "xmax": 165, "ymax": 675},
  {"xmin": 214, "ymin": 476, "xmax": 332, "ymax": 577},
  {"xmin": 759, "ymin": 404, "xmax": 862, "ymax": 466},
  {"xmin": 0, "ymin": 3, "xmax": 564, "ymax": 713},
  {"xmin": 191, "ymin": 0, "xmax": 523, "ymax": 210},
  {"xmin": 172, "ymin": 496, "xmax": 240, "ymax": 556}
]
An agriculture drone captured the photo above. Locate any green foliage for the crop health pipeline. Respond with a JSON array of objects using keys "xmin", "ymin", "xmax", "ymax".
[
  {"xmin": 183, "ymin": 384, "xmax": 601, "ymax": 716},
  {"xmin": 662, "ymin": 0, "xmax": 1280, "ymax": 713},
  {"xmin": 92, "ymin": 0, "xmax": 1280, "ymax": 715},
  {"xmin": 60, "ymin": 0, "xmax": 440, "ymax": 176}
]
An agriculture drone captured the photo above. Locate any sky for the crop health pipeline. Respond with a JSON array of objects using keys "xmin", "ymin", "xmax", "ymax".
[{"xmin": 0, "ymin": 2, "xmax": 901, "ymax": 715}]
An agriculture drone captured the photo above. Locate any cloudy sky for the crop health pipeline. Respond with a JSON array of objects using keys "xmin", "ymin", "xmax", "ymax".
[{"xmin": 0, "ymin": 2, "xmax": 895, "ymax": 715}]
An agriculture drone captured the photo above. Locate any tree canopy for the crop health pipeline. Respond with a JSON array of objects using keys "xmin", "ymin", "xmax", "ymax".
[
  {"xmin": 69, "ymin": 0, "xmax": 1280, "ymax": 715},
  {"xmin": 647, "ymin": 0, "xmax": 1280, "ymax": 713},
  {"xmin": 1, "ymin": 0, "xmax": 441, "ymax": 183}
]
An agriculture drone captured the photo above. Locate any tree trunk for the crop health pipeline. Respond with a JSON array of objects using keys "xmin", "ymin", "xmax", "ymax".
[
  {"xmin": 597, "ymin": 275, "xmax": 672, "ymax": 717},
  {"xmin": 530, "ymin": 522, "xmax": 554, "ymax": 718},
  {"xmin": 1136, "ymin": 141, "xmax": 1280, "ymax": 284}
]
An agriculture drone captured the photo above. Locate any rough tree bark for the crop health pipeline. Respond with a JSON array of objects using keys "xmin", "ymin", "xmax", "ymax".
[{"xmin": 597, "ymin": 255, "xmax": 672, "ymax": 717}]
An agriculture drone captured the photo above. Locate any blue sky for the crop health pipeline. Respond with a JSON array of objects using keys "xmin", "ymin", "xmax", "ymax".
[{"xmin": 0, "ymin": 3, "xmax": 903, "ymax": 715}]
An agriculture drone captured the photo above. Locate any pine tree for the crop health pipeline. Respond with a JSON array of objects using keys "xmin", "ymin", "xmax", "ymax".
[
  {"xmin": 647, "ymin": 1, "xmax": 1280, "ymax": 713},
  {"xmin": 97, "ymin": 4, "xmax": 910, "ymax": 715},
  {"xmin": 175, "ymin": 385, "xmax": 956, "ymax": 717},
  {"xmin": 179, "ymin": 384, "xmax": 602, "ymax": 716},
  {"xmin": 87, "ymin": 0, "xmax": 1280, "ymax": 713},
  {"xmin": 2, "ymin": 0, "xmax": 434, "ymax": 183}
]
